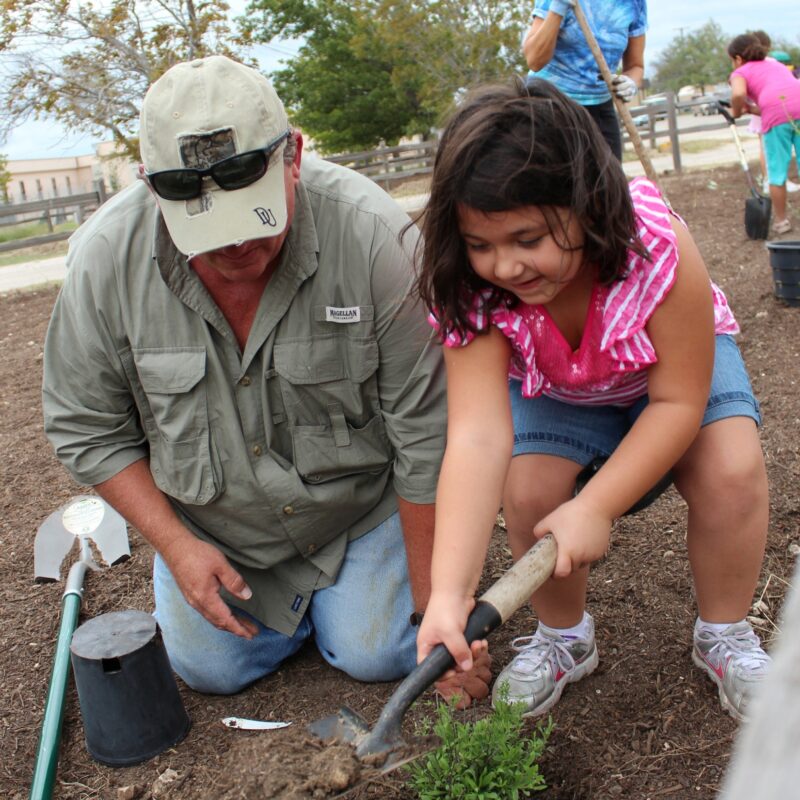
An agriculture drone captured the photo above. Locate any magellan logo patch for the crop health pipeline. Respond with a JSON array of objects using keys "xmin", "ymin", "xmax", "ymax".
[
  {"xmin": 325, "ymin": 306, "xmax": 361, "ymax": 323},
  {"xmin": 254, "ymin": 207, "xmax": 277, "ymax": 226}
]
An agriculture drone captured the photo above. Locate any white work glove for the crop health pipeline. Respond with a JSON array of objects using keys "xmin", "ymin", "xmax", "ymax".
[{"xmin": 612, "ymin": 74, "xmax": 638, "ymax": 102}]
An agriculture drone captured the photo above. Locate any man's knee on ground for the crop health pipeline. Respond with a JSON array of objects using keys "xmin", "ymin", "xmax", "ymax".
[
  {"xmin": 157, "ymin": 625, "xmax": 258, "ymax": 694},
  {"xmin": 318, "ymin": 637, "xmax": 416, "ymax": 683},
  {"xmin": 168, "ymin": 652, "xmax": 255, "ymax": 695}
]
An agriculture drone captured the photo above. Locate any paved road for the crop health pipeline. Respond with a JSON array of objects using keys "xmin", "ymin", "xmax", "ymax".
[{"xmin": 2, "ymin": 131, "xmax": 760, "ymax": 295}]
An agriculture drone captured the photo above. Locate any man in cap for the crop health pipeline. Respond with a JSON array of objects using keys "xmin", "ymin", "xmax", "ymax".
[{"xmin": 43, "ymin": 55, "xmax": 490, "ymax": 703}]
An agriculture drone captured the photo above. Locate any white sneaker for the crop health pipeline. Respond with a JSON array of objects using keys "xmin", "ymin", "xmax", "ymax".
[
  {"xmin": 692, "ymin": 620, "xmax": 770, "ymax": 721},
  {"xmin": 491, "ymin": 617, "xmax": 599, "ymax": 717}
]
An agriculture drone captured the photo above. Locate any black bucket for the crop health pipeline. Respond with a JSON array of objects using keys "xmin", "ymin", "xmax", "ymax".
[
  {"xmin": 70, "ymin": 609, "xmax": 191, "ymax": 766},
  {"xmin": 766, "ymin": 240, "xmax": 800, "ymax": 307}
]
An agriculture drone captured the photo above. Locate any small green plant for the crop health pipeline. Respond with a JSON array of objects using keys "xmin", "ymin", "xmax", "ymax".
[{"xmin": 406, "ymin": 685, "xmax": 552, "ymax": 800}]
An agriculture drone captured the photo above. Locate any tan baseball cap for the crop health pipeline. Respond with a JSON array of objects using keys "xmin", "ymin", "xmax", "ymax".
[{"xmin": 140, "ymin": 55, "xmax": 290, "ymax": 257}]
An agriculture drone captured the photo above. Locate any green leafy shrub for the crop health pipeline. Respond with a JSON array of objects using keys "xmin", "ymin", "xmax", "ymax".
[{"xmin": 406, "ymin": 686, "xmax": 552, "ymax": 799}]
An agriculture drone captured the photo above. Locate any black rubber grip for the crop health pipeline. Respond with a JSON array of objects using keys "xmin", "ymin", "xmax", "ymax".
[{"xmin": 354, "ymin": 600, "xmax": 503, "ymax": 756}]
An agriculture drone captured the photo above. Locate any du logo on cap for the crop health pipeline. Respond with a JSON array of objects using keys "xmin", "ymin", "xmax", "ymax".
[{"xmin": 254, "ymin": 207, "xmax": 278, "ymax": 227}]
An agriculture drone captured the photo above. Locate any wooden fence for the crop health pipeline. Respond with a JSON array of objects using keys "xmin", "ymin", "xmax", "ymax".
[
  {"xmin": 326, "ymin": 92, "xmax": 749, "ymax": 188},
  {"xmin": 0, "ymin": 97, "xmax": 751, "ymax": 254},
  {"xmin": 325, "ymin": 140, "xmax": 437, "ymax": 191},
  {"xmin": 0, "ymin": 184, "xmax": 107, "ymax": 253}
]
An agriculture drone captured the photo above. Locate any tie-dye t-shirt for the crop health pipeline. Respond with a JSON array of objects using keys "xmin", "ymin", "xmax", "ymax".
[{"xmin": 528, "ymin": 0, "xmax": 647, "ymax": 105}]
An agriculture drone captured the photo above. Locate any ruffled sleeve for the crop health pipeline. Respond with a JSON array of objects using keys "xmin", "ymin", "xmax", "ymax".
[
  {"xmin": 427, "ymin": 287, "xmax": 495, "ymax": 348},
  {"xmin": 599, "ymin": 178, "xmax": 679, "ymax": 373},
  {"xmin": 427, "ymin": 290, "xmax": 549, "ymax": 395}
]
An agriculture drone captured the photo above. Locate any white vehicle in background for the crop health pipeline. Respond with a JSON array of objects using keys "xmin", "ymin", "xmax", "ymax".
[
  {"xmin": 677, "ymin": 84, "xmax": 703, "ymax": 103},
  {"xmin": 693, "ymin": 87, "xmax": 732, "ymax": 116}
]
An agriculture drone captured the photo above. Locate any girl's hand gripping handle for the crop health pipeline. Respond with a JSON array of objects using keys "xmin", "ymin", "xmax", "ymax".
[{"xmin": 417, "ymin": 535, "xmax": 558, "ymax": 671}]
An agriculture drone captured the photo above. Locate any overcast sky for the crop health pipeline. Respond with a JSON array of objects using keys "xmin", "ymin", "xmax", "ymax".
[{"xmin": 4, "ymin": 1, "xmax": 800, "ymax": 161}]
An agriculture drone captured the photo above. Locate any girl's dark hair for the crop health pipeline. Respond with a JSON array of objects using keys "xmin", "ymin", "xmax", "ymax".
[
  {"xmin": 415, "ymin": 77, "xmax": 645, "ymax": 339},
  {"xmin": 748, "ymin": 30, "xmax": 771, "ymax": 48},
  {"xmin": 728, "ymin": 34, "xmax": 767, "ymax": 62}
]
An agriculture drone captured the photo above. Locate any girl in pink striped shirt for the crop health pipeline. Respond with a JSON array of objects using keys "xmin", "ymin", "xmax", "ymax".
[{"xmin": 415, "ymin": 79, "xmax": 770, "ymax": 721}]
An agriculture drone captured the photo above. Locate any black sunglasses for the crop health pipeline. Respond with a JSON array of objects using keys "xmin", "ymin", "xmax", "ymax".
[{"xmin": 145, "ymin": 129, "xmax": 292, "ymax": 201}]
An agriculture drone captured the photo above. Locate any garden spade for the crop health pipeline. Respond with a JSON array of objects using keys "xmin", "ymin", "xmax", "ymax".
[
  {"xmin": 716, "ymin": 100, "xmax": 772, "ymax": 240},
  {"xmin": 308, "ymin": 534, "xmax": 557, "ymax": 782},
  {"xmin": 30, "ymin": 496, "xmax": 130, "ymax": 800}
]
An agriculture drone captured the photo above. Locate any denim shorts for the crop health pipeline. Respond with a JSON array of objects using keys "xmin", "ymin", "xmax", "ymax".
[{"xmin": 511, "ymin": 334, "xmax": 761, "ymax": 465}]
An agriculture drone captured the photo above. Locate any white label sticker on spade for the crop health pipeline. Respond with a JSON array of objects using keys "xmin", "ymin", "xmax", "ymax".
[{"xmin": 62, "ymin": 497, "xmax": 105, "ymax": 535}]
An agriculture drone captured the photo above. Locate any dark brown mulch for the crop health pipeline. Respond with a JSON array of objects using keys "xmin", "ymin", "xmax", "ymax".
[{"xmin": 1, "ymin": 165, "xmax": 798, "ymax": 800}]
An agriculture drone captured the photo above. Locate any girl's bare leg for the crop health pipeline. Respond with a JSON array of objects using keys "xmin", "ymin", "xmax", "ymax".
[
  {"xmin": 769, "ymin": 182, "xmax": 788, "ymax": 224},
  {"xmin": 502, "ymin": 453, "xmax": 588, "ymax": 628},
  {"xmin": 673, "ymin": 417, "xmax": 768, "ymax": 623}
]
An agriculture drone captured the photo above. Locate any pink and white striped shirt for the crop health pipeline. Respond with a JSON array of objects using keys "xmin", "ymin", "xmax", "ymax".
[{"xmin": 435, "ymin": 178, "xmax": 738, "ymax": 407}]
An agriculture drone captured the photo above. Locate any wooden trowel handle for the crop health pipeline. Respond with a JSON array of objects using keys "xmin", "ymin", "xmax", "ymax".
[
  {"xmin": 422, "ymin": 534, "xmax": 558, "ymax": 659},
  {"xmin": 473, "ymin": 533, "xmax": 557, "ymax": 632},
  {"xmin": 436, "ymin": 533, "xmax": 557, "ymax": 661}
]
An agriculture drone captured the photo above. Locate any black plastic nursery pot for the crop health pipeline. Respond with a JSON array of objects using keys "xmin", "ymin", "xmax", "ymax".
[
  {"xmin": 766, "ymin": 240, "xmax": 800, "ymax": 307},
  {"xmin": 70, "ymin": 609, "xmax": 190, "ymax": 766}
]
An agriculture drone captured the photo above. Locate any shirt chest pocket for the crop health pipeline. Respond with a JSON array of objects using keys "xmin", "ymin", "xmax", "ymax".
[
  {"xmin": 273, "ymin": 337, "xmax": 391, "ymax": 483},
  {"xmin": 273, "ymin": 337, "xmax": 379, "ymax": 426},
  {"xmin": 135, "ymin": 349, "xmax": 207, "ymax": 441},
  {"xmin": 131, "ymin": 347, "xmax": 222, "ymax": 504}
]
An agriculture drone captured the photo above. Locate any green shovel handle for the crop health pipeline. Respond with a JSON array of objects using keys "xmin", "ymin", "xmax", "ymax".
[{"xmin": 29, "ymin": 564, "xmax": 87, "ymax": 800}]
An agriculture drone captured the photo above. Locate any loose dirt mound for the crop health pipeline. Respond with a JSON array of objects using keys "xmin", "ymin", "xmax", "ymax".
[{"xmin": 1, "ymin": 165, "xmax": 798, "ymax": 799}]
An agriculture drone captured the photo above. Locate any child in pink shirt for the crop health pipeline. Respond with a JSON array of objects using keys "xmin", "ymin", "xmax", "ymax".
[
  {"xmin": 729, "ymin": 32, "xmax": 800, "ymax": 233},
  {"xmin": 414, "ymin": 78, "xmax": 771, "ymax": 722}
]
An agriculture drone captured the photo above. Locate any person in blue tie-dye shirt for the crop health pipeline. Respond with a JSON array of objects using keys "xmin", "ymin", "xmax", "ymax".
[{"xmin": 523, "ymin": 0, "xmax": 647, "ymax": 159}]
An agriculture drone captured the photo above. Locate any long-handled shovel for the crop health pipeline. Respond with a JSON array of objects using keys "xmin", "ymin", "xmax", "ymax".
[
  {"xmin": 29, "ymin": 496, "xmax": 130, "ymax": 800},
  {"xmin": 716, "ymin": 100, "xmax": 772, "ymax": 239},
  {"xmin": 570, "ymin": 0, "xmax": 670, "ymax": 208},
  {"xmin": 308, "ymin": 534, "xmax": 557, "ymax": 777}
]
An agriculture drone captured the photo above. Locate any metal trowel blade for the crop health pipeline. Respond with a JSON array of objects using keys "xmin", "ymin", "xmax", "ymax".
[{"xmin": 307, "ymin": 706, "xmax": 371, "ymax": 744}]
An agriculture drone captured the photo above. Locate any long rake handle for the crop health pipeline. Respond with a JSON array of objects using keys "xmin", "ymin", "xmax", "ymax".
[
  {"xmin": 29, "ymin": 562, "xmax": 87, "ymax": 800},
  {"xmin": 571, "ymin": 0, "xmax": 668, "ymax": 205}
]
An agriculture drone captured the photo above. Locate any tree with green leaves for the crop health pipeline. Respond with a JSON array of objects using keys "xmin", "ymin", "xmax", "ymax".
[
  {"xmin": 0, "ymin": 153, "xmax": 10, "ymax": 203},
  {"xmin": 243, "ymin": 0, "xmax": 430, "ymax": 153},
  {"xmin": 375, "ymin": 0, "xmax": 528, "ymax": 124},
  {"xmin": 0, "ymin": 1, "xmax": 243, "ymax": 161},
  {"xmin": 650, "ymin": 21, "xmax": 730, "ymax": 94},
  {"xmin": 244, "ymin": 0, "xmax": 527, "ymax": 153}
]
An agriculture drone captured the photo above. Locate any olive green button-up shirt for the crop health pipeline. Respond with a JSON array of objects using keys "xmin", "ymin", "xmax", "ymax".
[{"xmin": 43, "ymin": 156, "xmax": 446, "ymax": 635}]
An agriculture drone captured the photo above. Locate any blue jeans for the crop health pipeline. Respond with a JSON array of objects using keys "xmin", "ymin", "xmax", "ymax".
[{"xmin": 153, "ymin": 511, "xmax": 416, "ymax": 694}]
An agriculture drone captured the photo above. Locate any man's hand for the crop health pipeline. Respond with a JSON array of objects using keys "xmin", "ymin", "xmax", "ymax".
[
  {"xmin": 612, "ymin": 74, "xmax": 638, "ymax": 102},
  {"xmin": 435, "ymin": 641, "xmax": 492, "ymax": 709},
  {"xmin": 162, "ymin": 537, "xmax": 258, "ymax": 639}
]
